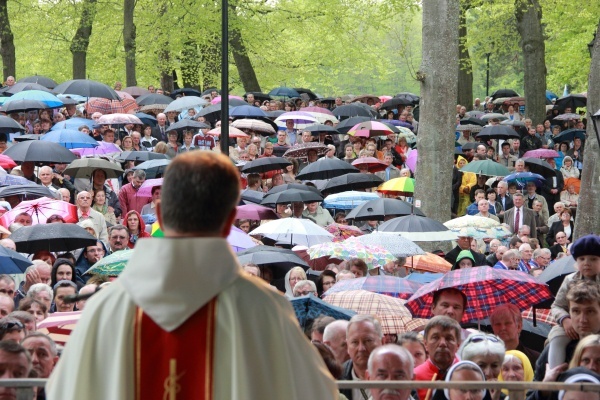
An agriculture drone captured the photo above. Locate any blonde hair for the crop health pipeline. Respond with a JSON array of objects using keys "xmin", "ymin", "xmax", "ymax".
[{"xmin": 570, "ymin": 334, "xmax": 600, "ymax": 369}]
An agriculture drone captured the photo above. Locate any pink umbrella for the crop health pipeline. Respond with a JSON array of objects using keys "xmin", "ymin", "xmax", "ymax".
[
  {"xmin": 227, "ymin": 225, "xmax": 257, "ymax": 252},
  {"xmin": 348, "ymin": 121, "xmax": 395, "ymax": 138},
  {"xmin": 522, "ymin": 149, "xmax": 560, "ymax": 159},
  {"xmin": 0, "ymin": 198, "xmax": 78, "ymax": 228},
  {"xmin": 211, "ymin": 95, "xmax": 244, "ymax": 105},
  {"xmin": 405, "ymin": 150, "xmax": 418, "ymax": 172},
  {"xmin": 300, "ymin": 106, "xmax": 335, "ymax": 116},
  {"xmin": 351, "ymin": 157, "xmax": 388, "ymax": 173},
  {"xmin": 379, "ymin": 95, "xmax": 393, "ymax": 103},
  {"xmin": 137, "ymin": 178, "xmax": 163, "ymax": 197},
  {"xmin": 236, "ymin": 204, "xmax": 279, "ymax": 220},
  {"xmin": 292, "ymin": 245, "xmax": 338, "ymax": 271},
  {"xmin": 207, "ymin": 126, "xmax": 249, "ymax": 138},
  {"xmin": 71, "ymin": 142, "xmax": 121, "ymax": 156}
]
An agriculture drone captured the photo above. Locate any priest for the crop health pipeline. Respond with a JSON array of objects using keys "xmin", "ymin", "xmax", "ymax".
[{"xmin": 47, "ymin": 151, "xmax": 337, "ymax": 399}]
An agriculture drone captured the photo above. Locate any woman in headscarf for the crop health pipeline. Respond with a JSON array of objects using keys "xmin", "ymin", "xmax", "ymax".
[
  {"xmin": 436, "ymin": 360, "xmax": 488, "ymax": 400},
  {"xmin": 284, "ymin": 266, "xmax": 306, "ymax": 299},
  {"xmin": 457, "ymin": 156, "xmax": 476, "ymax": 216},
  {"xmin": 499, "ymin": 350, "xmax": 534, "ymax": 398}
]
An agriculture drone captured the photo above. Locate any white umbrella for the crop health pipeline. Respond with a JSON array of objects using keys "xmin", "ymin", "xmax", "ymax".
[
  {"xmin": 163, "ymin": 96, "xmax": 208, "ymax": 113},
  {"xmin": 249, "ymin": 218, "xmax": 333, "ymax": 247},
  {"xmin": 348, "ymin": 232, "xmax": 426, "ymax": 258}
]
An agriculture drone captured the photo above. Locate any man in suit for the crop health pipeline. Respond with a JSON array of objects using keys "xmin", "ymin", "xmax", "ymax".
[
  {"xmin": 496, "ymin": 181, "xmax": 513, "ymax": 223},
  {"xmin": 525, "ymin": 182, "xmax": 549, "ymax": 222},
  {"xmin": 504, "ymin": 192, "xmax": 537, "ymax": 235},
  {"xmin": 375, "ymin": 152, "xmax": 400, "ymax": 182},
  {"xmin": 540, "ymin": 158, "xmax": 564, "ymax": 208},
  {"xmin": 549, "ymin": 232, "xmax": 569, "ymax": 259},
  {"xmin": 445, "ymin": 236, "xmax": 487, "ymax": 266},
  {"xmin": 151, "ymin": 113, "xmax": 169, "ymax": 143}
]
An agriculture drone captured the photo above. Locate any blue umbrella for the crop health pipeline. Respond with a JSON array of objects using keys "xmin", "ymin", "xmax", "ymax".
[
  {"xmin": 503, "ymin": 172, "xmax": 545, "ymax": 188},
  {"xmin": 0, "ymin": 174, "xmax": 30, "ymax": 186},
  {"xmin": 553, "ymin": 129, "xmax": 586, "ymax": 143},
  {"xmin": 229, "ymin": 105, "xmax": 268, "ymax": 118},
  {"xmin": 51, "ymin": 118, "xmax": 95, "ymax": 131},
  {"xmin": 135, "ymin": 112, "xmax": 157, "ymax": 127},
  {"xmin": 0, "ymin": 246, "xmax": 33, "ymax": 273},
  {"xmin": 407, "ymin": 273, "xmax": 445, "ymax": 284},
  {"xmin": 3, "ymin": 90, "xmax": 63, "ymax": 108},
  {"xmin": 323, "ymin": 191, "xmax": 379, "ymax": 210},
  {"xmin": 546, "ymin": 90, "xmax": 558, "ymax": 102},
  {"xmin": 41, "ymin": 129, "xmax": 99, "ymax": 149},
  {"xmin": 269, "ymin": 87, "xmax": 300, "ymax": 98},
  {"xmin": 290, "ymin": 294, "xmax": 356, "ymax": 328}
]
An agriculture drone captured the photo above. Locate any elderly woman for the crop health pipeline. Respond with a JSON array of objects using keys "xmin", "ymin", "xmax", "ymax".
[
  {"xmin": 292, "ymin": 280, "xmax": 317, "ymax": 297},
  {"xmin": 560, "ymin": 185, "xmax": 579, "ymax": 208},
  {"xmin": 560, "ymin": 156, "xmax": 580, "ymax": 179},
  {"xmin": 284, "ymin": 266, "xmax": 306, "ymax": 299},
  {"xmin": 499, "ymin": 350, "xmax": 534, "ymax": 398}
]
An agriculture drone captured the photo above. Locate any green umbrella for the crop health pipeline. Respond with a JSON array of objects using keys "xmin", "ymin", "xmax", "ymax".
[
  {"xmin": 85, "ymin": 249, "xmax": 132, "ymax": 276},
  {"xmin": 459, "ymin": 159, "xmax": 510, "ymax": 177}
]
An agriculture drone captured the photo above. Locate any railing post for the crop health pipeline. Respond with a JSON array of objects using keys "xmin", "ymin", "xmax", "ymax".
[
  {"xmin": 16, "ymin": 387, "xmax": 34, "ymax": 400},
  {"xmin": 507, "ymin": 389, "xmax": 525, "ymax": 400}
]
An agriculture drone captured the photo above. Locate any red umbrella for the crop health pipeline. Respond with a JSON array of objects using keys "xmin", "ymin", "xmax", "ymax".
[
  {"xmin": 0, "ymin": 198, "xmax": 78, "ymax": 228},
  {"xmin": 236, "ymin": 204, "xmax": 279, "ymax": 220},
  {"xmin": 405, "ymin": 266, "xmax": 553, "ymax": 323},
  {"xmin": 323, "ymin": 275, "xmax": 423, "ymax": 300},
  {"xmin": 0, "ymin": 154, "xmax": 17, "ymax": 169},
  {"xmin": 85, "ymin": 97, "xmax": 138, "ymax": 114},
  {"xmin": 351, "ymin": 157, "xmax": 388, "ymax": 173}
]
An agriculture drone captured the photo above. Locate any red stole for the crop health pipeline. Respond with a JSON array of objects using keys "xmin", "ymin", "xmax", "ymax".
[{"xmin": 134, "ymin": 299, "xmax": 217, "ymax": 400}]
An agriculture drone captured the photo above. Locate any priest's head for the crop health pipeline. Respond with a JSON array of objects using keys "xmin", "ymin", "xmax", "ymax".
[{"xmin": 158, "ymin": 151, "xmax": 240, "ymax": 238}]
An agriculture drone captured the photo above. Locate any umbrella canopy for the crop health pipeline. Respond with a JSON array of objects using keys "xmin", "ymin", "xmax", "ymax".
[
  {"xmin": 323, "ymin": 276, "xmax": 422, "ymax": 300},
  {"xmin": 0, "ymin": 116, "xmax": 26, "ymax": 133},
  {"xmin": 444, "ymin": 215, "xmax": 501, "ymax": 230},
  {"xmin": 380, "ymin": 97, "xmax": 412, "ymax": 109},
  {"xmin": 268, "ymin": 87, "xmax": 300, "ymax": 98},
  {"xmin": 163, "ymin": 96, "xmax": 208, "ymax": 113},
  {"xmin": 137, "ymin": 178, "xmax": 163, "ymax": 198},
  {"xmin": 304, "ymin": 124, "xmax": 340, "ymax": 136},
  {"xmin": 171, "ymin": 88, "xmax": 203, "ymax": 98},
  {"xmin": 345, "ymin": 198, "xmax": 424, "ymax": 221},
  {"xmin": 332, "ymin": 104, "xmax": 374, "ymax": 119},
  {"xmin": 324, "ymin": 223, "xmax": 363, "ymax": 242},
  {"xmin": 307, "ymin": 241, "xmax": 396, "ymax": 270},
  {"xmin": 351, "ymin": 157, "xmax": 388, "ymax": 173},
  {"xmin": 323, "ymin": 191, "xmax": 379, "ymax": 210},
  {"xmin": 40, "ymin": 129, "xmax": 99, "ymax": 149},
  {"xmin": 0, "ymin": 184, "xmax": 54, "ymax": 199},
  {"xmin": 71, "ymin": 142, "xmax": 121, "ymax": 157},
  {"xmin": 84, "ymin": 97, "xmax": 138, "ymax": 114},
  {"xmin": 54, "ymin": 79, "xmax": 120, "ymax": 100},
  {"xmin": 283, "ymin": 142, "xmax": 329, "ymax": 159},
  {"xmin": 231, "ymin": 119, "xmax": 276, "ymax": 135},
  {"xmin": 130, "ymin": 159, "xmax": 170, "ymax": 179},
  {"xmin": 335, "ymin": 116, "xmax": 373, "ymax": 134},
  {"xmin": 0, "ymin": 174, "xmax": 30, "ymax": 186},
  {"xmin": 37, "ymin": 311, "xmax": 82, "ymax": 346},
  {"xmin": 459, "ymin": 117, "xmax": 485, "ymax": 127},
  {"xmin": 503, "ymin": 172, "xmax": 546, "ymax": 188},
  {"xmin": 459, "ymin": 159, "xmax": 511, "ymax": 177},
  {"xmin": 476, "ymin": 125, "xmax": 520, "ymax": 140},
  {"xmin": 249, "ymin": 218, "xmax": 333, "ymax": 247},
  {"xmin": 206, "ymin": 126, "xmax": 249, "ymax": 138},
  {"xmin": 261, "ymin": 189, "xmax": 323, "ymax": 206},
  {"xmin": 239, "ymin": 189, "xmax": 264, "ymax": 205},
  {"xmin": 348, "ymin": 121, "xmax": 395, "ymax": 139},
  {"xmin": 10, "ymin": 223, "xmax": 97, "ymax": 253},
  {"xmin": 122, "ymin": 86, "xmax": 150, "ymax": 98},
  {"xmin": 395, "ymin": 93, "xmax": 420, "ymax": 104},
  {"xmin": 349, "ymin": 233, "xmax": 425, "ymax": 258},
  {"xmin": 555, "ymin": 94, "xmax": 587, "ymax": 111},
  {"xmin": 407, "ymin": 272, "xmax": 445, "ymax": 283},
  {"xmin": 377, "ymin": 177, "xmax": 415, "ymax": 196},
  {"xmin": 227, "ymin": 226, "xmax": 257, "ymax": 252},
  {"xmin": 85, "ymin": 249, "xmax": 132, "ymax": 276},
  {"xmin": 275, "ymin": 111, "xmax": 319, "ymax": 129},
  {"xmin": 229, "ymin": 105, "xmax": 268, "ymax": 118},
  {"xmin": 236, "ymin": 204, "xmax": 278, "ymax": 220},
  {"xmin": 322, "ymin": 173, "xmax": 383, "ymax": 194},
  {"xmin": 405, "ymin": 253, "xmax": 453, "ymax": 273},
  {"xmin": 0, "ymin": 154, "xmax": 16, "ymax": 169},
  {"xmin": 323, "ymin": 290, "xmax": 427, "ymax": 334},
  {"xmin": 524, "ymin": 158, "xmax": 556, "ymax": 178},
  {"xmin": 480, "ymin": 113, "xmax": 508, "ymax": 122},
  {"xmin": 290, "ymin": 294, "xmax": 356, "ymax": 328},
  {"xmin": 0, "ymin": 246, "xmax": 33, "ymax": 273},
  {"xmin": 3, "ymin": 90, "xmax": 63, "ymax": 108},
  {"xmin": 3, "ymin": 140, "xmax": 77, "ymax": 164},
  {"xmin": 51, "ymin": 118, "xmax": 94, "ymax": 131},
  {"xmin": 522, "ymin": 149, "xmax": 560, "ymax": 159},
  {"xmin": 97, "ymin": 113, "xmax": 142, "ymax": 125},
  {"xmin": 296, "ymin": 157, "xmax": 359, "ymax": 180},
  {"xmin": 241, "ymin": 157, "xmax": 291, "ymax": 174},
  {"xmin": 165, "ymin": 119, "xmax": 210, "ymax": 133},
  {"xmin": 135, "ymin": 93, "xmax": 174, "ymax": 106},
  {"xmin": 117, "ymin": 151, "xmax": 168, "ymax": 162},
  {"xmin": 378, "ymin": 215, "xmax": 457, "ymax": 241},
  {"xmin": 237, "ymin": 245, "xmax": 308, "ymax": 280},
  {"xmin": 535, "ymin": 255, "xmax": 576, "ymax": 307},
  {"xmin": 17, "ymin": 75, "xmax": 58, "ymax": 89},
  {"xmin": 0, "ymin": 99, "xmax": 48, "ymax": 113},
  {"xmin": 135, "ymin": 112, "xmax": 157, "ymax": 127},
  {"xmin": 491, "ymin": 89, "xmax": 519, "ymax": 99},
  {"xmin": 3, "ymin": 82, "xmax": 52, "ymax": 95},
  {"xmin": 266, "ymin": 183, "xmax": 322, "ymax": 196},
  {"xmin": 553, "ymin": 129, "xmax": 586, "ymax": 143},
  {"xmin": 405, "ymin": 266, "xmax": 554, "ymax": 323},
  {"xmin": 0, "ymin": 198, "xmax": 78, "ymax": 228}
]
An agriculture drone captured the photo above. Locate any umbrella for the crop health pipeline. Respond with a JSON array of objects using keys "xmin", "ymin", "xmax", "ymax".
[
  {"xmin": 323, "ymin": 290, "xmax": 427, "ymax": 334},
  {"xmin": 163, "ymin": 96, "xmax": 208, "ymax": 113},
  {"xmin": 535, "ymin": 255, "xmax": 576, "ymax": 307},
  {"xmin": 335, "ymin": 117, "xmax": 373, "ymax": 134},
  {"xmin": 0, "ymin": 99, "xmax": 48, "ymax": 113},
  {"xmin": 351, "ymin": 157, "xmax": 388, "ymax": 173},
  {"xmin": 503, "ymin": 172, "xmax": 546, "ymax": 188},
  {"xmin": 553, "ymin": 113, "xmax": 581, "ymax": 121},
  {"xmin": 522, "ymin": 149, "xmax": 560, "ymax": 159},
  {"xmin": 0, "ymin": 154, "xmax": 16, "ymax": 169},
  {"xmin": 206, "ymin": 126, "xmax": 249, "ymax": 138},
  {"xmin": 0, "ymin": 174, "xmax": 30, "ymax": 186},
  {"xmin": 122, "ymin": 86, "xmax": 150, "ymax": 98},
  {"xmin": 524, "ymin": 158, "xmax": 556, "ymax": 178},
  {"xmin": 377, "ymin": 177, "xmax": 415, "ymax": 196},
  {"xmin": 405, "ymin": 266, "xmax": 554, "ymax": 323},
  {"xmin": 229, "ymin": 105, "xmax": 268, "ymax": 118},
  {"xmin": 404, "ymin": 253, "xmax": 452, "ymax": 273},
  {"xmin": 165, "ymin": 119, "xmax": 210, "ymax": 133},
  {"xmin": 97, "ymin": 114, "xmax": 142, "ymax": 125},
  {"xmin": 196, "ymin": 104, "xmax": 227, "ymax": 123},
  {"xmin": 555, "ymin": 94, "xmax": 587, "ymax": 111},
  {"xmin": 231, "ymin": 119, "xmax": 276, "ymax": 135},
  {"xmin": 134, "ymin": 112, "xmax": 157, "ymax": 127},
  {"xmin": 444, "ymin": 215, "xmax": 501, "ymax": 230},
  {"xmin": 324, "ymin": 223, "xmax": 364, "ymax": 242},
  {"xmin": 0, "ymin": 116, "xmax": 26, "ymax": 133},
  {"xmin": 303, "ymin": 124, "xmax": 340, "ymax": 136},
  {"xmin": 138, "ymin": 101, "xmax": 168, "ymax": 113},
  {"xmin": 345, "ymin": 198, "xmax": 424, "ymax": 221},
  {"xmin": 397, "ymin": 127, "xmax": 417, "ymax": 144},
  {"xmin": 266, "ymin": 183, "xmax": 322, "ymax": 196},
  {"xmin": 242, "ymin": 157, "xmax": 290, "ymax": 174},
  {"xmin": 380, "ymin": 97, "xmax": 412, "ymax": 109},
  {"xmin": 170, "ymin": 88, "xmax": 203, "ymax": 98},
  {"xmin": 405, "ymin": 150, "xmax": 418, "ymax": 173},
  {"xmin": 40, "ymin": 129, "xmax": 99, "ymax": 149},
  {"xmin": 37, "ymin": 311, "xmax": 82, "ymax": 346},
  {"xmin": 301, "ymin": 111, "xmax": 338, "ymax": 125},
  {"xmin": 307, "ymin": 241, "xmax": 396, "ymax": 270},
  {"xmin": 84, "ymin": 97, "xmax": 138, "ymax": 114},
  {"xmin": 407, "ymin": 272, "xmax": 445, "ymax": 283},
  {"xmin": 132, "ymin": 159, "xmax": 171, "ymax": 179},
  {"xmin": 351, "ymin": 95, "xmax": 380, "ymax": 104},
  {"xmin": 17, "ymin": 75, "xmax": 58, "ymax": 89},
  {"xmin": 268, "ymin": 87, "xmax": 300, "ymax": 98},
  {"xmin": 395, "ymin": 92, "xmax": 420, "ymax": 104},
  {"xmin": 480, "ymin": 113, "xmax": 508, "ymax": 122},
  {"xmin": 249, "ymin": 218, "xmax": 333, "ymax": 247},
  {"xmin": 54, "ymin": 79, "xmax": 120, "ymax": 100},
  {"xmin": 294, "ymin": 88, "xmax": 319, "ymax": 100},
  {"xmin": 322, "ymin": 191, "xmax": 379, "ymax": 210},
  {"xmin": 3, "ymin": 82, "xmax": 52, "ymax": 95},
  {"xmin": 553, "ymin": 129, "xmax": 586, "ymax": 143},
  {"xmin": 227, "ymin": 226, "xmax": 257, "ymax": 252},
  {"xmin": 237, "ymin": 245, "xmax": 309, "ymax": 280},
  {"xmin": 244, "ymin": 92, "xmax": 272, "ymax": 102},
  {"xmin": 0, "ymin": 198, "xmax": 78, "ymax": 228},
  {"xmin": 378, "ymin": 215, "xmax": 457, "ymax": 241},
  {"xmin": 324, "ymin": 276, "xmax": 422, "ymax": 300},
  {"xmin": 3, "ymin": 90, "xmax": 63, "ymax": 108},
  {"xmin": 135, "ymin": 93, "xmax": 174, "ymax": 106},
  {"xmin": 71, "ymin": 142, "xmax": 121, "ymax": 157},
  {"xmin": 50, "ymin": 118, "xmax": 95, "ymax": 131},
  {"xmin": 236, "ymin": 204, "xmax": 278, "ymax": 220},
  {"xmin": 349, "ymin": 232, "xmax": 426, "ymax": 258},
  {"xmin": 116, "ymin": 90, "xmax": 135, "ymax": 100},
  {"xmin": 117, "ymin": 151, "xmax": 168, "ymax": 162},
  {"xmin": 0, "ymin": 184, "xmax": 54, "ymax": 200},
  {"xmin": 10, "ymin": 223, "xmax": 97, "ymax": 253},
  {"xmin": 211, "ymin": 95, "xmax": 245, "ymax": 105},
  {"xmin": 459, "ymin": 159, "xmax": 511, "ymax": 177},
  {"xmin": 491, "ymin": 89, "xmax": 519, "ymax": 99},
  {"xmin": 0, "ymin": 246, "xmax": 33, "ymax": 273},
  {"xmin": 13, "ymin": 134, "xmax": 41, "ymax": 142},
  {"xmin": 63, "ymin": 158, "xmax": 124, "ymax": 179},
  {"xmin": 85, "ymin": 249, "xmax": 132, "ymax": 276},
  {"xmin": 283, "ymin": 142, "xmax": 329, "ymax": 159},
  {"xmin": 3, "ymin": 140, "xmax": 77, "ymax": 164},
  {"xmin": 240, "ymin": 189, "xmax": 265, "ymax": 205},
  {"xmin": 332, "ymin": 104, "xmax": 374, "ymax": 119},
  {"xmin": 460, "ymin": 117, "xmax": 485, "ymax": 126},
  {"xmin": 296, "ymin": 158, "xmax": 359, "ymax": 181},
  {"xmin": 290, "ymin": 294, "xmax": 356, "ymax": 328},
  {"xmin": 275, "ymin": 111, "xmax": 319, "ymax": 129},
  {"xmin": 137, "ymin": 178, "xmax": 163, "ymax": 198},
  {"xmin": 476, "ymin": 125, "xmax": 520, "ymax": 140},
  {"xmin": 261, "ymin": 189, "xmax": 324, "ymax": 207},
  {"xmin": 322, "ymin": 173, "xmax": 384, "ymax": 194},
  {"xmin": 500, "ymin": 119, "xmax": 526, "ymax": 127}
]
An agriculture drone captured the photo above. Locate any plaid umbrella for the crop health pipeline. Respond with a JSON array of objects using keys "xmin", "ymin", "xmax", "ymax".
[
  {"xmin": 349, "ymin": 233, "xmax": 425, "ymax": 258},
  {"xmin": 307, "ymin": 241, "xmax": 395, "ymax": 270},
  {"xmin": 325, "ymin": 223, "xmax": 363, "ymax": 242},
  {"xmin": 405, "ymin": 266, "xmax": 554, "ymax": 323},
  {"xmin": 37, "ymin": 311, "xmax": 82, "ymax": 346},
  {"xmin": 323, "ymin": 276, "xmax": 423, "ymax": 300},
  {"xmin": 323, "ymin": 290, "xmax": 427, "ymax": 334},
  {"xmin": 522, "ymin": 307, "xmax": 556, "ymax": 326},
  {"xmin": 404, "ymin": 253, "xmax": 453, "ymax": 273},
  {"xmin": 85, "ymin": 249, "xmax": 132, "ymax": 276},
  {"xmin": 85, "ymin": 97, "xmax": 138, "ymax": 114},
  {"xmin": 291, "ymin": 294, "xmax": 356, "ymax": 328}
]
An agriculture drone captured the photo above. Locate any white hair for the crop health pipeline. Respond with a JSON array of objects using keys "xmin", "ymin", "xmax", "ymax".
[
  {"xmin": 27, "ymin": 283, "xmax": 53, "ymax": 300},
  {"xmin": 367, "ymin": 344, "xmax": 414, "ymax": 376},
  {"xmin": 323, "ymin": 320, "xmax": 349, "ymax": 342},
  {"xmin": 347, "ymin": 314, "xmax": 383, "ymax": 339}
]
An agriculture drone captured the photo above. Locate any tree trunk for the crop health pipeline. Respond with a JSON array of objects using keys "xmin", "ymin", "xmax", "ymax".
[
  {"xmin": 123, "ymin": 0, "xmax": 136, "ymax": 87},
  {"xmin": 574, "ymin": 22, "xmax": 600, "ymax": 239},
  {"xmin": 414, "ymin": 0, "xmax": 460, "ymax": 225},
  {"xmin": 457, "ymin": 4, "xmax": 473, "ymax": 110},
  {"xmin": 515, "ymin": 0, "xmax": 546, "ymax": 125},
  {"xmin": 0, "ymin": 0, "xmax": 15, "ymax": 81},
  {"xmin": 230, "ymin": 28, "xmax": 261, "ymax": 92},
  {"xmin": 157, "ymin": 3, "xmax": 173, "ymax": 93},
  {"xmin": 181, "ymin": 40, "xmax": 200, "ymax": 90},
  {"xmin": 198, "ymin": 34, "xmax": 220, "ymax": 91},
  {"xmin": 70, "ymin": 0, "xmax": 98, "ymax": 79}
]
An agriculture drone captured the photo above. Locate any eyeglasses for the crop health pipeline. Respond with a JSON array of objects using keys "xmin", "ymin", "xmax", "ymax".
[
  {"xmin": 297, "ymin": 290, "xmax": 315, "ymax": 296},
  {"xmin": 1, "ymin": 320, "xmax": 23, "ymax": 331},
  {"xmin": 464, "ymin": 334, "xmax": 501, "ymax": 346}
]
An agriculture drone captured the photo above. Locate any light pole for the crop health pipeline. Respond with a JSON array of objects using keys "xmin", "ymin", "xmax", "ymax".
[
  {"xmin": 220, "ymin": 0, "xmax": 229, "ymax": 155},
  {"xmin": 485, "ymin": 53, "xmax": 491, "ymax": 97}
]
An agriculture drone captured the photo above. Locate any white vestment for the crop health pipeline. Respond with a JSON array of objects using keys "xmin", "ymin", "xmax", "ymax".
[{"xmin": 47, "ymin": 237, "xmax": 337, "ymax": 400}]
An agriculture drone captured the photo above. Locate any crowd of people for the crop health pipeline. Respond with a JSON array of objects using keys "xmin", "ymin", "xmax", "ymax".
[{"xmin": 0, "ymin": 76, "xmax": 597, "ymax": 399}]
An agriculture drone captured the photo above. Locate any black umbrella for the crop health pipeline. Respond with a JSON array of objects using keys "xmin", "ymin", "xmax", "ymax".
[
  {"xmin": 4, "ymin": 82, "xmax": 53, "ymax": 95},
  {"xmin": 332, "ymin": 104, "xmax": 373, "ymax": 119},
  {"xmin": 296, "ymin": 157, "xmax": 359, "ymax": 180},
  {"xmin": 3, "ymin": 140, "xmax": 77, "ymax": 164},
  {"xmin": 244, "ymin": 92, "xmax": 272, "ymax": 102},
  {"xmin": 131, "ymin": 159, "xmax": 170, "ymax": 179},
  {"xmin": 335, "ymin": 116, "xmax": 373, "ymax": 134},
  {"xmin": 241, "ymin": 157, "xmax": 291, "ymax": 174},
  {"xmin": 266, "ymin": 183, "xmax": 322, "ymax": 196},
  {"xmin": 555, "ymin": 94, "xmax": 587, "ymax": 111},
  {"xmin": 237, "ymin": 245, "xmax": 309, "ymax": 280},
  {"xmin": 135, "ymin": 93, "xmax": 174, "ymax": 106},
  {"xmin": 490, "ymin": 88, "xmax": 520, "ymax": 99},
  {"xmin": 460, "ymin": 142, "xmax": 480, "ymax": 151},
  {"xmin": 165, "ymin": 119, "xmax": 210, "ymax": 133},
  {"xmin": 473, "ymin": 317, "xmax": 551, "ymax": 353},
  {"xmin": 303, "ymin": 124, "xmax": 340, "ymax": 135},
  {"xmin": 17, "ymin": 75, "xmax": 58, "ymax": 89},
  {"xmin": 378, "ymin": 215, "xmax": 453, "ymax": 242},
  {"xmin": 476, "ymin": 125, "xmax": 520, "ymax": 140},
  {"xmin": 170, "ymin": 88, "xmax": 202, "ymax": 99},
  {"xmin": 201, "ymin": 88, "xmax": 220, "ymax": 96},
  {"xmin": 0, "ymin": 246, "xmax": 32, "ymax": 273},
  {"xmin": 535, "ymin": 256, "xmax": 576, "ymax": 308},
  {"xmin": 0, "ymin": 116, "xmax": 26, "ymax": 134},
  {"xmin": 0, "ymin": 184, "xmax": 54, "ymax": 199},
  {"xmin": 322, "ymin": 173, "xmax": 384, "ymax": 194},
  {"xmin": 269, "ymin": 87, "xmax": 300, "ymax": 98},
  {"xmin": 10, "ymin": 224, "xmax": 98, "ymax": 254},
  {"xmin": 226, "ymin": 98, "xmax": 250, "ymax": 107},
  {"xmin": 294, "ymin": 88, "xmax": 319, "ymax": 100},
  {"xmin": 54, "ymin": 79, "xmax": 120, "ymax": 100},
  {"xmin": 240, "ymin": 189, "xmax": 264, "ymax": 205},
  {"xmin": 13, "ymin": 134, "xmax": 42, "ymax": 142},
  {"xmin": 395, "ymin": 92, "xmax": 420, "ymax": 104},
  {"xmin": 116, "ymin": 151, "xmax": 168, "ymax": 162},
  {"xmin": 196, "ymin": 104, "xmax": 227, "ymax": 124},
  {"xmin": 459, "ymin": 117, "xmax": 485, "ymax": 126},
  {"xmin": 345, "ymin": 198, "xmax": 425, "ymax": 221},
  {"xmin": 261, "ymin": 189, "xmax": 323, "ymax": 206},
  {"xmin": 553, "ymin": 129, "xmax": 586, "ymax": 143},
  {"xmin": 380, "ymin": 97, "xmax": 412, "ymax": 110},
  {"xmin": 524, "ymin": 158, "xmax": 556, "ymax": 178},
  {"xmin": 1, "ymin": 99, "xmax": 48, "ymax": 113}
]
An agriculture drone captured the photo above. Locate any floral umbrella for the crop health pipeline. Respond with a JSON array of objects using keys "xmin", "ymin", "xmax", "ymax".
[
  {"xmin": 85, "ymin": 249, "xmax": 132, "ymax": 276},
  {"xmin": 307, "ymin": 241, "xmax": 395, "ymax": 270},
  {"xmin": 323, "ymin": 276, "xmax": 423, "ymax": 300},
  {"xmin": 404, "ymin": 253, "xmax": 453, "ymax": 273},
  {"xmin": 325, "ymin": 223, "xmax": 363, "ymax": 242}
]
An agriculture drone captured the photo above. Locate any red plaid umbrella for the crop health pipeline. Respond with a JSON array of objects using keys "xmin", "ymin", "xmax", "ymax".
[
  {"xmin": 522, "ymin": 307, "xmax": 556, "ymax": 326},
  {"xmin": 0, "ymin": 197, "xmax": 78, "ymax": 228},
  {"xmin": 85, "ymin": 97, "xmax": 138, "ymax": 114},
  {"xmin": 405, "ymin": 266, "xmax": 553, "ymax": 323},
  {"xmin": 323, "ymin": 275, "xmax": 423, "ymax": 300}
]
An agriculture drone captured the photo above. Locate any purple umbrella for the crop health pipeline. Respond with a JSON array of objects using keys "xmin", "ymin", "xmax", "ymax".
[
  {"xmin": 236, "ymin": 204, "xmax": 279, "ymax": 220},
  {"xmin": 71, "ymin": 142, "xmax": 121, "ymax": 157},
  {"xmin": 137, "ymin": 178, "xmax": 163, "ymax": 197},
  {"xmin": 405, "ymin": 150, "xmax": 418, "ymax": 172},
  {"xmin": 227, "ymin": 226, "xmax": 257, "ymax": 252}
]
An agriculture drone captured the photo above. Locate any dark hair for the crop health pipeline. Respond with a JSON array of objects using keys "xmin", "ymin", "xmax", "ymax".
[
  {"xmin": 346, "ymin": 258, "xmax": 368, "ymax": 276},
  {"xmin": 424, "ymin": 315, "xmax": 462, "ymax": 341},
  {"xmin": 567, "ymin": 280, "xmax": 600, "ymax": 306},
  {"xmin": 312, "ymin": 341, "xmax": 342, "ymax": 379},
  {"xmin": 51, "ymin": 258, "xmax": 77, "ymax": 288},
  {"xmin": 0, "ymin": 317, "xmax": 24, "ymax": 340},
  {"xmin": 509, "ymin": 236, "xmax": 523, "ymax": 248},
  {"xmin": 316, "ymin": 270, "xmax": 337, "ymax": 297},
  {"xmin": 46, "ymin": 214, "xmax": 66, "ymax": 224},
  {"xmin": 161, "ymin": 152, "xmax": 240, "ymax": 233},
  {"xmin": 18, "ymin": 298, "xmax": 47, "ymax": 314},
  {"xmin": 0, "ymin": 340, "xmax": 31, "ymax": 368},
  {"xmin": 432, "ymin": 288, "xmax": 467, "ymax": 309}
]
